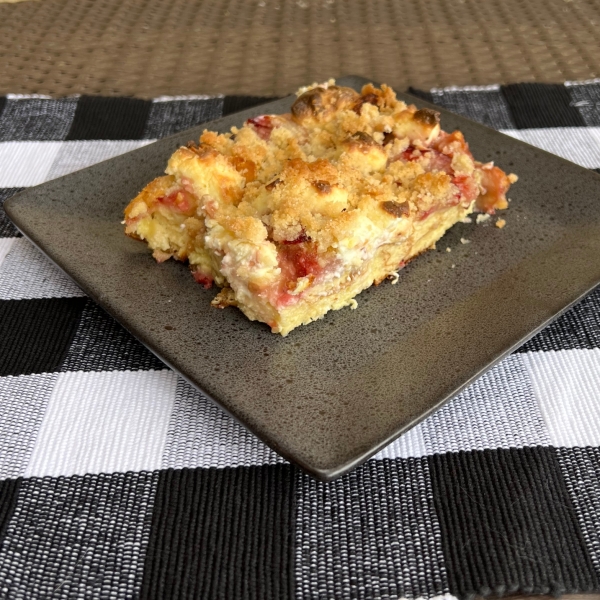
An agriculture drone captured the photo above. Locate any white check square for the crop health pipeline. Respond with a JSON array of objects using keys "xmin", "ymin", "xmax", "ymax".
[{"xmin": 26, "ymin": 369, "xmax": 177, "ymax": 477}]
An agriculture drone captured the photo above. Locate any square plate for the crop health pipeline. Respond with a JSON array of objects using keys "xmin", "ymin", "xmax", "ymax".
[{"xmin": 6, "ymin": 76, "xmax": 600, "ymax": 481}]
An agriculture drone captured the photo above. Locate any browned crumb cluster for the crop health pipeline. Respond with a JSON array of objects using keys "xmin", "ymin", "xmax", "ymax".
[{"xmin": 124, "ymin": 81, "xmax": 516, "ymax": 335}]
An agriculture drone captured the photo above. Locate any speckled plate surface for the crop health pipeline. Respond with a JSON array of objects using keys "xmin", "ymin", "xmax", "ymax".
[{"xmin": 6, "ymin": 76, "xmax": 600, "ymax": 481}]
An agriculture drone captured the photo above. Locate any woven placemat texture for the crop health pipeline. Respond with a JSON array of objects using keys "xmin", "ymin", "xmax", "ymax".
[
  {"xmin": 2, "ymin": 82, "xmax": 600, "ymax": 598},
  {"xmin": 1, "ymin": 0, "xmax": 600, "ymax": 97}
]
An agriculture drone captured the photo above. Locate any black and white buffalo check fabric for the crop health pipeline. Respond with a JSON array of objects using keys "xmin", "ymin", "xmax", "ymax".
[{"xmin": 1, "ymin": 82, "xmax": 600, "ymax": 599}]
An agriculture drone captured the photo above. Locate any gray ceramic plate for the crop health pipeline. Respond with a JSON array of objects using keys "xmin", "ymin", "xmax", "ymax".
[{"xmin": 6, "ymin": 76, "xmax": 600, "ymax": 481}]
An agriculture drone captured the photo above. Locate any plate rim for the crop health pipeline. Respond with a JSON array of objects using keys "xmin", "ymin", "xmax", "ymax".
[{"xmin": 6, "ymin": 75, "xmax": 600, "ymax": 481}]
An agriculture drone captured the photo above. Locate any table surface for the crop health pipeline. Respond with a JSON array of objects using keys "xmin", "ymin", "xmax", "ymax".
[
  {"xmin": 2, "ymin": 1, "xmax": 600, "ymax": 599},
  {"xmin": 1, "ymin": 0, "xmax": 600, "ymax": 98}
]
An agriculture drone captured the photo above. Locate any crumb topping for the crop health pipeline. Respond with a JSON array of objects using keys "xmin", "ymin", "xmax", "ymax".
[
  {"xmin": 124, "ymin": 80, "xmax": 517, "ymax": 335},
  {"xmin": 158, "ymin": 82, "xmax": 513, "ymax": 256}
]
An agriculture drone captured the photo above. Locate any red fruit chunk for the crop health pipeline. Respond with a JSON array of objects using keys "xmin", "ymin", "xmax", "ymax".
[
  {"xmin": 246, "ymin": 115, "xmax": 275, "ymax": 141},
  {"xmin": 400, "ymin": 145, "xmax": 419, "ymax": 161},
  {"xmin": 427, "ymin": 150, "xmax": 453, "ymax": 174},
  {"xmin": 278, "ymin": 243, "xmax": 320, "ymax": 280},
  {"xmin": 272, "ymin": 243, "xmax": 323, "ymax": 307},
  {"xmin": 452, "ymin": 174, "xmax": 479, "ymax": 203},
  {"xmin": 157, "ymin": 189, "xmax": 194, "ymax": 213},
  {"xmin": 433, "ymin": 130, "xmax": 473, "ymax": 159},
  {"xmin": 192, "ymin": 270, "xmax": 213, "ymax": 289},
  {"xmin": 477, "ymin": 165, "xmax": 510, "ymax": 213}
]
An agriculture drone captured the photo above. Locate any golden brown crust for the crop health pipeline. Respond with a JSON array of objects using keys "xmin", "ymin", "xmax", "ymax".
[
  {"xmin": 413, "ymin": 108, "xmax": 441, "ymax": 126},
  {"xmin": 291, "ymin": 85, "xmax": 361, "ymax": 124},
  {"xmin": 125, "ymin": 80, "xmax": 516, "ymax": 335},
  {"xmin": 381, "ymin": 200, "xmax": 410, "ymax": 218},
  {"xmin": 124, "ymin": 175, "xmax": 175, "ymax": 224}
]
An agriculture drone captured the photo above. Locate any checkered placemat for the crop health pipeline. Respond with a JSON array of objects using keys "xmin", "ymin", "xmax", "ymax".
[{"xmin": 1, "ymin": 82, "xmax": 600, "ymax": 599}]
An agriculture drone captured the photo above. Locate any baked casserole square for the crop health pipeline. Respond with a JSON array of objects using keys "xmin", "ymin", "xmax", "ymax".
[{"xmin": 125, "ymin": 82, "xmax": 515, "ymax": 335}]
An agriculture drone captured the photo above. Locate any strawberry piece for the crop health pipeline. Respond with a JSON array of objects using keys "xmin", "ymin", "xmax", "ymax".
[{"xmin": 246, "ymin": 115, "xmax": 275, "ymax": 141}]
